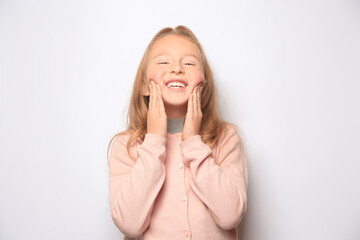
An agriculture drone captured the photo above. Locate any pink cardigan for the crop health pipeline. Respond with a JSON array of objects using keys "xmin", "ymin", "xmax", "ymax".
[{"xmin": 109, "ymin": 125, "xmax": 248, "ymax": 240}]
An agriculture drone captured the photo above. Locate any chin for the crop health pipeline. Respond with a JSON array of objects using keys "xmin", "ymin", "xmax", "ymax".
[
  {"xmin": 163, "ymin": 98, "xmax": 188, "ymax": 107},
  {"xmin": 162, "ymin": 92, "xmax": 190, "ymax": 106}
]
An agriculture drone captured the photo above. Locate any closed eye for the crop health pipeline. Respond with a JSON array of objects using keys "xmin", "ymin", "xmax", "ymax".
[
  {"xmin": 159, "ymin": 62, "xmax": 169, "ymax": 64},
  {"xmin": 184, "ymin": 62, "xmax": 195, "ymax": 66}
]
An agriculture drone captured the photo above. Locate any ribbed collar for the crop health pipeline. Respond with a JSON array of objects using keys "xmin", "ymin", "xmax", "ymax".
[{"xmin": 167, "ymin": 118, "xmax": 184, "ymax": 134}]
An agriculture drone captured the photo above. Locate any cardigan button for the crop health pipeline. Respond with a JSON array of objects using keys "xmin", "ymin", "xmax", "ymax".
[
  {"xmin": 184, "ymin": 230, "xmax": 191, "ymax": 237},
  {"xmin": 181, "ymin": 196, "xmax": 187, "ymax": 202},
  {"xmin": 178, "ymin": 163, "xmax": 184, "ymax": 169}
]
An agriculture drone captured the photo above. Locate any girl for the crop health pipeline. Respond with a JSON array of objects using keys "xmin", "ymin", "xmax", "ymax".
[{"xmin": 107, "ymin": 25, "xmax": 248, "ymax": 240}]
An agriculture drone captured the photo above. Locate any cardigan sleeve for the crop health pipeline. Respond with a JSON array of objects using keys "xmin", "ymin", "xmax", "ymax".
[
  {"xmin": 109, "ymin": 133, "xmax": 167, "ymax": 238},
  {"xmin": 180, "ymin": 126, "xmax": 248, "ymax": 230}
]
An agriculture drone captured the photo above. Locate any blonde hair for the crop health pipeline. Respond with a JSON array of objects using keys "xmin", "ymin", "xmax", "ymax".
[{"xmin": 107, "ymin": 25, "xmax": 233, "ymax": 162}]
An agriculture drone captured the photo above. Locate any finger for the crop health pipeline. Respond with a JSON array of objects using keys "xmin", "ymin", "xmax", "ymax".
[
  {"xmin": 187, "ymin": 91, "xmax": 193, "ymax": 117},
  {"xmin": 155, "ymin": 84, "xmax": 163, "ymax": 113},
  {"xmin": 196, "ymin": 86, "xmax": 201, "ymax": 113},
  {"xmin": 149, "ymin": 81, "xmax": 153, "ymax": 110},
  {"xmin": 192, "ymin": 86, "xmax": 197, "ymax": 115},
  {"xmin": 200, "ymin": 86, "xmax": 203, "ymax": 111},
  {"xmin": 152, "ymin": 81, "xmax": 157, "ymax": 110},
  {"xmin": 151, "ymin": 81, "xmax": 157, "ymax": 110},
  {"xmin": 158, "ymin": 91, "xmax": 166, "ymax": 114}
]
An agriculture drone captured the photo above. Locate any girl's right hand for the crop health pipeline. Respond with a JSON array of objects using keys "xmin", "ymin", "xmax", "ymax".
[{"xmin": 147, "ymin": 81, "xmax": 167, "ymax": 138}]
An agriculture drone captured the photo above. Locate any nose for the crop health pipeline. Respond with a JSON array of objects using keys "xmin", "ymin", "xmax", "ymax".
[{"xmin": 171, "ymin": 62, "xmax": 184, "ymax": 74}]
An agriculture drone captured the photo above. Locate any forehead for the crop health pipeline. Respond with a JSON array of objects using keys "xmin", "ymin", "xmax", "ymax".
[{"xmin": 149, "ymin": 34, "xmax": 201, "ymax": 59}]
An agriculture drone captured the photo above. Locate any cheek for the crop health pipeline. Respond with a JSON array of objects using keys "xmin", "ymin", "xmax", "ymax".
[
  {"xmin": 146, "ymin": 67, "xmax": 167, "ymax": 85},
  {"xmin": 189, "ymin": 71, "xmax": 205, "ymax": 90}
]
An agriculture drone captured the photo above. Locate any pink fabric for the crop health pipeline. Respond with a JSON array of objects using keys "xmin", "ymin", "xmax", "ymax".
[{"xmin": 109, "ymin": 125, "xmax": 248, "ymax": 240}]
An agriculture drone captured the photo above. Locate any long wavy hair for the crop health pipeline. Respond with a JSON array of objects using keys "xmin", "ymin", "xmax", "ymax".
[{"xmin": 107, "ymin": 25, "xmax": 233, "ymax": 162}]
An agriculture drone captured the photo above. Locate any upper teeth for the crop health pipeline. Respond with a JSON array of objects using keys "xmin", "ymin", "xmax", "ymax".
[{"xmin": 167, "ymin": 82, "xmax": 185, "ymax": 88}]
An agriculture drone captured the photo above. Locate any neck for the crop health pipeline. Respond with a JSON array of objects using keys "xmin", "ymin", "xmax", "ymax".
[{"xmin": 164, "ymin": 104, "xmax": 187, "ymax": 118}]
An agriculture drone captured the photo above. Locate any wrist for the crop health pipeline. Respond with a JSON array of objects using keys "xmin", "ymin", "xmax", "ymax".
[
  {"xmin": 147, "ymin": 130, "xmax": 167, "ymax": 138},
  {"xmin": 182, "ymin": 133, "xmax": 200, "ymax": 141}
]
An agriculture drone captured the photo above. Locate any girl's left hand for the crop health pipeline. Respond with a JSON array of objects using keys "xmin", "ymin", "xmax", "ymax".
[{"xmin": 182, "ymin": 85, "xmax": 203, "ymax": 141}]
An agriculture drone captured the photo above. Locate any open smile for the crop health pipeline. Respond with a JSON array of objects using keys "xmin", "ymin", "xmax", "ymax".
[{"xmin": 166, "ymin": 79, "xmax": 187, "ymax": 92}]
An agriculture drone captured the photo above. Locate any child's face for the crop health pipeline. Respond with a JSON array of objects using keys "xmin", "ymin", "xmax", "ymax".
[{"xmin": 145, "ymin": 34, "xmax": 205, "ymax": 108}]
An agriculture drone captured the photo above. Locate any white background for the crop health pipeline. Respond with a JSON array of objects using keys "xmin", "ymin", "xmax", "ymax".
[{"xmin": 1, "ymin": 0, "xmax": 359, "ymax": 239}]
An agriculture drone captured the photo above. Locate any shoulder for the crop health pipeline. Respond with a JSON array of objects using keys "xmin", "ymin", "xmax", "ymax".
[
  {"xmin": 218, "ymin": 123, "xmax": 243, "ymax": 147},
  {"xmin": 212, "ymin": 123, "xmax": 244, "ymax": 161},
  {"xmin": 108, "ymin": 130, "xmax": 141, "ymax": 166},
  {"xmin": 112, "ymin": 130, "xmax": 141, "ymax": 147},
  {"xmin": 108, "ymin": 130, "xmax": 141, "ymax": 157}
]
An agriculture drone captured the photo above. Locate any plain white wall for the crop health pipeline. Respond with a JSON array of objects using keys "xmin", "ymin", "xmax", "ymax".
[{"xmin": 1, "ymin": 0, "xmax": 359, "ymax": 239}]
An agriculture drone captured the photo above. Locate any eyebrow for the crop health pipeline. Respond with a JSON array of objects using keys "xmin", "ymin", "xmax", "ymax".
[{"xmin": 152, "ymin": 53, "xmax": 201, "ymax": 61}]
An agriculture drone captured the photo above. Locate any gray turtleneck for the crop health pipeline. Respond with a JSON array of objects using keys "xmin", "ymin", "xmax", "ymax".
[{"xmin": 167, "ymin": 118, "xmax": 184, "ymax": 134}]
